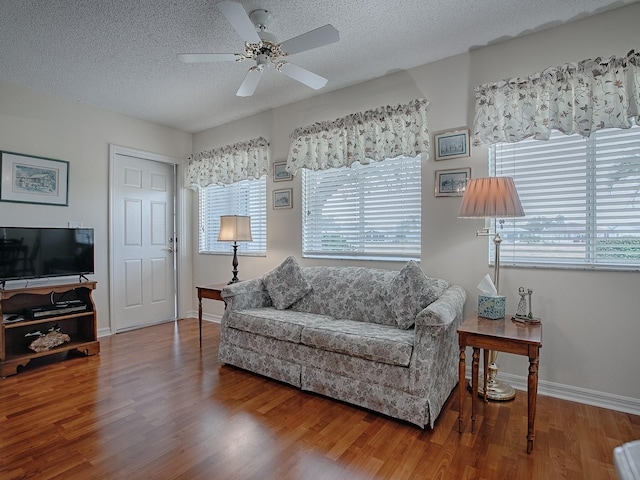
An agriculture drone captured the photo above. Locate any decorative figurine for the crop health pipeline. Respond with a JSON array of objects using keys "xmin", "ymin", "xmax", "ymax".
[
  {"xmin": 512, "ymin": 286, "xmax": 541, "ymax": 324},
  {"xmin": 516, "ymin": 287, "xmax": 527, "ymax": 318}
]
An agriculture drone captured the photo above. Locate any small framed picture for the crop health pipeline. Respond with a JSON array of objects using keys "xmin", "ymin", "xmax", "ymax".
[
  {"xmin": 434, "ymin": 128, "xmax": 470, "ymax": 161},
  {"xmin": 273, "ymin": 188, "xmax": 293, "ymax": 209},
  {"xmin": 435, "ymin": 167, "xmax": 471, "ymax": 197},
  {"xmin": 273, "ymin": 162, "xmax": 292, "ymax": 182},
  {"xmin": 0, "ymin": 151, "xmax": 69, "ymax": 206}
]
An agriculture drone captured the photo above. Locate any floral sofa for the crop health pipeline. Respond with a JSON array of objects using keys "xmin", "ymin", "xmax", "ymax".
[{"xmin": 218, "ymin": 257, "xmax": 466, "ymax": 428}]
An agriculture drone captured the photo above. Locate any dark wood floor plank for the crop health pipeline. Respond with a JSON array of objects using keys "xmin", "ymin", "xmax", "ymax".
[{"xmin": 1, "ymin": 318, "xmax": 639, "ymax": 479}]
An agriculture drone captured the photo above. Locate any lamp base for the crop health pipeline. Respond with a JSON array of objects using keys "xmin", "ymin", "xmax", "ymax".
[
  {"xmin": 228, "ymin": 242, "xmax": 240, "ymax": 284},
  {"xmin": 468, "ymin": 377, "xmax": 516, "ymax": 401},
  {"xmin": 467, "ymin": 360, "xmax": 516, "ymax": 401}
]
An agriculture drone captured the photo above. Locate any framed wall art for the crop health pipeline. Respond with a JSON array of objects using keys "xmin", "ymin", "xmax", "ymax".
[
  {"xmin": 273, "ymin": 161, "xmax": 292, "ymax": 182},
  {"xmin": 0, "ymin": 151, "xmax": 69, "ymax": 206},
  {"xmin": 435, "ymin": 167, "xmax": 471, "ymax": 197},
  {"xmin": 433, "ymin": 128, "xmax": 470, "ymax": 161},
  {"xmin": 273, "ymin": 188, "xmax": 292, "ymax": 209}
]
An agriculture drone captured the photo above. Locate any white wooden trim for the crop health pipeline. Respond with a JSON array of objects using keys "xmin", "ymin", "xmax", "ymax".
[
  {"xmin": 465, "ymin": 367, "xmax": 640, "ymax": 416},
  {"xmin": 108, "ymin": 144, "xmax": 185, "ymax": 335}
]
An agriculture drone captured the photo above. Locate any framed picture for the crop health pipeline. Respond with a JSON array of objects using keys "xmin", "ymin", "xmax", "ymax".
[
  {"xmin": 435, "ymin": 167, "xmax": 471, "ymax": 197},
  {"xmin": 273, "ymin": 188, "xmax": 293, "ymax": 209},
  {"xmin": 434, "ymin": 128, "xmax": 471, "ymax": 160},
  {"xmin": 0, "ymin": 151, "xmax": 69, "ymax": 206},
  {"xmin": 273, "ymin": 161, "xmax": 292, "ymax": 182}
]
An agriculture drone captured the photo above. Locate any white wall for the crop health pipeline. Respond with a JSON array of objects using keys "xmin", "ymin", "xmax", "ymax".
[
  {"xmin": 0, "ymin": 80, "xmax": 193, "ymax": 332},
  {"xmin": 191, "ymin": 3, "xmax": 640, "ymax": 408}
]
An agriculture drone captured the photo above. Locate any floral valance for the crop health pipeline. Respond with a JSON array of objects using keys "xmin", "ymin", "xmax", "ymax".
[
  {"xmin": 185, "ymin": 137, "xmax": 269, "ymax": 188},
  {"xmin": 286, "ymin": 98, "xmax": 430, "ymax": 174},
  {"xmin": 473, "ymin": 49, "xmax": 640, "ymax": 145}
]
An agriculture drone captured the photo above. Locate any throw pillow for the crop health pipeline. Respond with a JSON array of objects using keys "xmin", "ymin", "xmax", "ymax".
[
  {"xmin": 262, "ymin": 256, "xmax": 312, "ymax": 310},
  {"xmin": 386, "ymin": 260, "xmax": 450, "ymax": 329}
]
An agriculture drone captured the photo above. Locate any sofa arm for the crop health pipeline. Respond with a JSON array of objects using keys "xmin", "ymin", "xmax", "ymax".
[
  {"xmin": 221, "ymin": 277, "xmax": 272, "ymax": 310},
  {"xmin": 414, "ymin": 284, "xmax": 466, "ymax": 330},
  {"xmin": 409, "ymin": 284, "xmax": 466, "ymax": 402}
]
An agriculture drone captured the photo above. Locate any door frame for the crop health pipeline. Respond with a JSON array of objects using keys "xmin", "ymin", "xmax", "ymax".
[{"xmin": 108, "ymin": 144, "xmax": 187, "ymax": 335}]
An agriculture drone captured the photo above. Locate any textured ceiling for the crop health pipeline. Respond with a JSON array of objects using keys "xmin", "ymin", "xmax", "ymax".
[{"xmin": 0, "ymin": 0, "xmax": 637, "ymax": 133}]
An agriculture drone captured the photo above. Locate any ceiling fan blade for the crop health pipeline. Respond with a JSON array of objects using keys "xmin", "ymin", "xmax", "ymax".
[
  {"xmin": 237, "ymin": 67, "xmax": 264, "ymax": 97},
  {"xmin": 177, "ymin": 53, "xmax": 241, "ymax": 63},
  {"xmin": 218, "ymin": 1, "xmax": 261, "ymax": 44},
  {"xmin": 280, "ymin": 25, "xmax": 340, "ymax": 56},
  {"xmin": 278, "ymin": 63, "xmax": 327, "ymax": 90}
]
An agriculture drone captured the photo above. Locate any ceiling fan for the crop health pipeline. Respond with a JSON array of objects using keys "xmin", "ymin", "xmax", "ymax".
[{"xmin": 178, "ymin": 1, "xmax": 340, "ymax": 97}]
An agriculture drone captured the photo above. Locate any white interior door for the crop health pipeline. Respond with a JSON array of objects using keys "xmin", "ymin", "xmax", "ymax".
[{"xmin": 111, "ymin": 150, "xmax": 177, "ymax": 332}]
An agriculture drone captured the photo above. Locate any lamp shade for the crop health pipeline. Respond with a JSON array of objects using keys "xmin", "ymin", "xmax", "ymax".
[
  {"xmin": 458, "ymin": 177, "xmax": 525, "ymax": 219},
  {"xmin": 218, "ymin": 215, "xmax": 253, "ymax": 242}
]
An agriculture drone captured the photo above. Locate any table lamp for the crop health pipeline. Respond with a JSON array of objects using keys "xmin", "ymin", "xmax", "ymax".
[
  {"xmin": 218, "ymin": 215, "xmax": 252, "ymax": 284},
  {"xmin": 458, "ymin": 176, "xmax": 525, "ymax": 400}
]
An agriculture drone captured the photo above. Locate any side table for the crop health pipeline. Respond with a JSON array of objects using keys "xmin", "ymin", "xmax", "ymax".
[
  {"xmin": 196, "ymin": 283, "xmax": 227, "ymax": 345},
  {"xmin": 457, "ymin": 312, "xmax": 542, "ymax": 453}
]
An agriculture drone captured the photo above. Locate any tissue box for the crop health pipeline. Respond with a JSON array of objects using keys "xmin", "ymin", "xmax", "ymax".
[{"xmin": 478, "ymin": 295, "xmax": 506, "ymax": 319}]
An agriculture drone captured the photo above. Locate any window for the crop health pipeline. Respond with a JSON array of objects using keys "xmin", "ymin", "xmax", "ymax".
[
  {"xmin": 491, "ymin": 122, "xmax": 640, "ymax": 269},
  {"xmin": 302, "ymin": 155, "xmax": 421, "ymax": 261},
  {"xmin": 199, "ymin": 178, "xmax": 267, "ymax": 255}
]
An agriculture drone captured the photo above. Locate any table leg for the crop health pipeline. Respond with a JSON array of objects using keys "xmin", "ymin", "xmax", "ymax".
[
  {"xmin": 198, "ymin": 294, "xmax": 203, "ymax": 346},
  {"xmin": 527, "ymin": 355, "xmax": 539, "ymax": 453},
  {"xmin": 471, "ymin": 347, "xmax": 480, "ymax": 432},
  {"xmin": 458, "ymin": 345, "xmax": 466, "ymax": 433},
  {"xmin": 483, "ymin": 348, "xmax": 489, "ymax": 403}
]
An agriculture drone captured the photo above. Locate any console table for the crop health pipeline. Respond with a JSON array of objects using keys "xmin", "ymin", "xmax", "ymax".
[
  {"xmin": 457, "ymin": 313, "xmax": 542, "ymax": 453},
  {"xmin": 196, "ymin": 283, "xmax": 226, "ymax": 345}
]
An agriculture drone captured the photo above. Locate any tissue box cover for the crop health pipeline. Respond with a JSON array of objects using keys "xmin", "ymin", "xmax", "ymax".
[{"xmin": 478, "ymin": 295, "xmax": 506, "ymax": 319}]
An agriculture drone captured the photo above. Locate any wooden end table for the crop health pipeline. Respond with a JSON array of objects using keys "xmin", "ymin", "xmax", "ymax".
[
  {"xmin": 457, "ymin": 312, "xmax": 542, "ymax": 453},
  {"xmin": 196, "ymin": 283, "xmax": 226, "ymax": 345}
]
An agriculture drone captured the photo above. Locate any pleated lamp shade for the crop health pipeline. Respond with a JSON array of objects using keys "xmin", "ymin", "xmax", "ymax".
[
  {"xmin": 218, "ymin": 215, "xmax": 253, "ymax": 242},
  {"xmin": 458, "ymin": 177, "xmax": 524, "ymax": 219}
]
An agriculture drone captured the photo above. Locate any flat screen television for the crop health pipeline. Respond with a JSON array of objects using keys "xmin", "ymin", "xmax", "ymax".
[{"xmin": 0, "ymin": 227, "xmax": 94, "ymax": 283}]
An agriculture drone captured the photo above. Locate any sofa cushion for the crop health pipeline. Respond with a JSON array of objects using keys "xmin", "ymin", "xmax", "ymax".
[
  {"xmin": 289, "ymin": 266, "xmax": 398, "ymax": 326},
  {"xmin": 227, "ymin": 307, "xmax": 333, "ymax": 343},
  {"xmin": 262, "ymin": 256, "xmax": 312, "ymax": 309},
  {"xmin": 300, "ymin": 319, "xmax": 414, "ymax": 367},
  {"xmin": 386, "ymin": 261, "xmax": 450, "ymax": 329}
]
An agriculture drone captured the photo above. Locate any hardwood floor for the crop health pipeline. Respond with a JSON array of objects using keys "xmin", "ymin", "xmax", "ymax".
[{"xmin": 1, "ymin": 319, "xmax": 638, "ymax": 479}]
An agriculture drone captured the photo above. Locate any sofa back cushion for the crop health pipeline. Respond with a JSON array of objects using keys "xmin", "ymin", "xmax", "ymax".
[
  {"xmin": 262, "ymin": 256, "xmax": 313, "ymax": 309},
  {"xmin": 288, "ymin": 266, "xmax": 397, "ymax": 326},
  {"xmin": 385, "ymin": 260, "xmax": 450, "ymax": 329}
]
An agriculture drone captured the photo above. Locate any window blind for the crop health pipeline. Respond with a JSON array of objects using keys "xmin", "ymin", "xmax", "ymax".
[
  {"xmin": 302, "ymin": 155, "xmax": 421, "ymax": 261},
  {"xmin": 199, "ymin": 178, "xmax": 267, "ymax": 255},
  {"xmin": 491, "ymin": 122, "xmax": 640, "ymax": 269}
]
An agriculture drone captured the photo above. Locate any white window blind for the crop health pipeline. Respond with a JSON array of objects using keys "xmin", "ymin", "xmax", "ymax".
[
  {"xmin": 199, "ymin": 178, "xmax": 267, "ymax": 255},
  {"xmin": 491, "ymin": 122, "xmax": 640, "ymax": 269},
  {"xmin": 302, "ymin": 155, "xmax": 421, "ymax": 261}
]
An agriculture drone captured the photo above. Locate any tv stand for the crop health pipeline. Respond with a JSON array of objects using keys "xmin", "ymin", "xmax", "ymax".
[{"xmin": 0, "ymin": 281, "xmax": 99, "ymax": 377}]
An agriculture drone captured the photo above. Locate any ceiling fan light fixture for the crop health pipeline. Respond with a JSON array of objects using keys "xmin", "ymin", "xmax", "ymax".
[
  {"xmin": 255, "ymin": 54, "xmax": 270, "ymax": 68},
  {"xmin": 178, "ymin": 1, "xmax": 340, "ymax": 97}
]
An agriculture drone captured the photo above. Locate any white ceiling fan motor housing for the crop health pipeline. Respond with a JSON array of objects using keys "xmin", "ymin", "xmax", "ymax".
[{"xmin": 249, "ymin": 9, "xmax": 273, "ymax": 31}]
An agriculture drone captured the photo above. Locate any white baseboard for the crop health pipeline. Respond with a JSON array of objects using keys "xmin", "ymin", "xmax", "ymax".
[
  {"xmin": 467, "ymin": 368, "xmax": 640, "ymax": 416},
  {"xmin": 201, "ymin": 313, "xmax": 222, "ymax": 324},
  {"xmin": 97, "ymin": 327, "xmax": 112, "ymax": 338},
  {"xmin": 185, "ymin": 310, "xmax": 222, "ymax": 324}
]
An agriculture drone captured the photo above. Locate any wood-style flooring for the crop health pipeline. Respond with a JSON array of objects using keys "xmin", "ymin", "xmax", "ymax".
[{"xmin": 1, "ymin": 319, "xmax": 638, "ymax": 479}]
